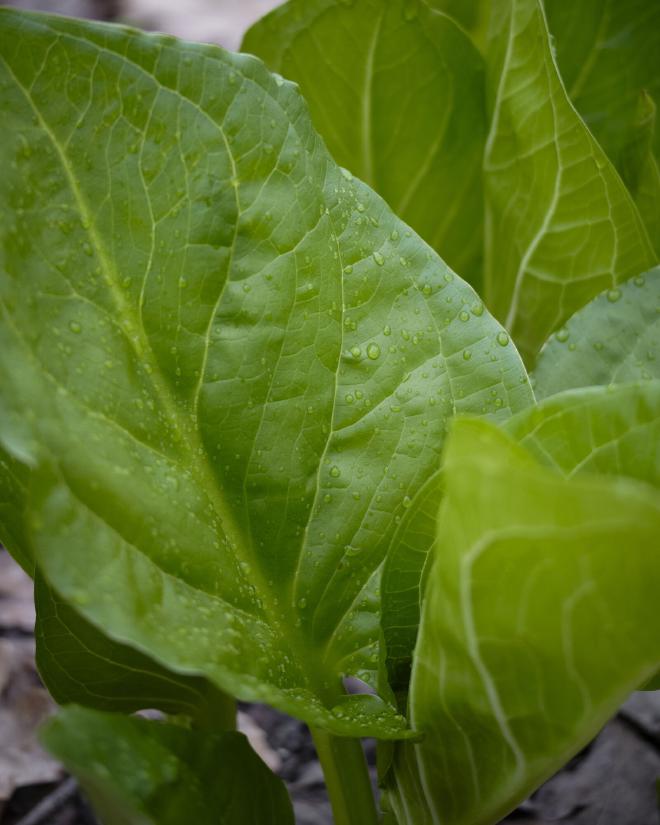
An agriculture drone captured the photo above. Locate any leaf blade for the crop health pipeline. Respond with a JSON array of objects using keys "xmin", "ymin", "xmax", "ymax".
[{"xmin": 0, "ymin": 9, "xmax": 532, "ymax": 737}]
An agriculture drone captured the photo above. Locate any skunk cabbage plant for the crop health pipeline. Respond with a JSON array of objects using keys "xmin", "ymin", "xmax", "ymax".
[{"xmin": 0, "ymin": 1, "xmax": 658, "ymax": 823}]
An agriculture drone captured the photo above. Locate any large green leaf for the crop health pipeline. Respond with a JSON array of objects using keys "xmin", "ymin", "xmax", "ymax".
[
  {"xmin": 484, "ymin": 0, "xmax": 656, "ymax": 362},
  {"xmin": 533, "ymin": 267, "xmax": 660, "ymax": 398},
  {"xmin": 505, "ymin": 382, "xmax": 660, "ymax": 488},
  {"xmin": 243, "ymin": 0, "xmax": 487, "ymax": 287},
  {"xmin": 42, "ymin": 707, "xmax": 294, "ymax": 825},
  {"xmin": 385, "ymin": 417, "xmax": 660, "ymax": 825},
  {"xmin": 0, "ymin": 9, "xmax": 532, "ymax": 737}
]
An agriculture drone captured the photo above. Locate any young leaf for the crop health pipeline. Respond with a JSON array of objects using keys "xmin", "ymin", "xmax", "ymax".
[
  {"xmin": 506, "ymin": 382, "xmax": 660, "ymax": 488},
  {"xmin": 243, "ymin": 0, "xmax": 488, "ymax": 287},
  {"xmin": 533, "ymin": 267, "xmax": 660, "ymax": 398},
  {"xmin": 385, "ymin": 418, "xmax": 660, "ymax": 825},
  {"xmin": 42, "ymin": 707, "xmax": 294, "ymax": 825},
  {"xmin": 0, "ymin": 9, "xmax": 532, "ymax": 738},
  {"xmin": 484, "ymin": 0, "xmax": 656, "ymax": 362}
]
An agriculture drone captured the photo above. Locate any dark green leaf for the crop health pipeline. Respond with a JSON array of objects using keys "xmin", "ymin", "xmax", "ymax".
[
  {"xmin": 42, "ymin": 707, "xmax": 294, "ymax": 825},
  {"xmin": 35, "ymin": 574, "xmax": 234, "ymax": 729}
]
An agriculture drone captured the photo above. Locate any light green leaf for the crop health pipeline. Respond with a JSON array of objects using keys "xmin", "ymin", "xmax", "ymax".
[
  {"xmin": 0, "ymin": 9, "xmax": 532, "ymax": 738},
  {"xmin": 42, "ymin": 707, "xmax": 294, "ymax": 825},
  {"xmin": 505, "ymin": 382, "xmax": 660, "ymax": 488},
  {"xmin": 243, "ymin": 0, "xmax": 488, "ymax": 287},
  {"xmin": 484, "ymin": 0, "xmax": 656, "ymax": 363},
  {"xmin": 35, "ymin": 574, "xmax": 234, "ymax": 729},
  {"xmin": 386, "ymin": 417, "xmax": 660, "ymax": 825},
  {"xmin": 544, "ymin": 0, "xmax": 660, "ymax": 173},
  {"xmin": 533, "ymin": 267, "xmax": 660, "ymax": 398}
]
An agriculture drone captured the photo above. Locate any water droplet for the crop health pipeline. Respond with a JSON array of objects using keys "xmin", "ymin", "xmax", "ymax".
[
  {"xmin": 390, "ymin": 229, "xmax": 399, "ymax": 242},
  {"xmin": 350, "ymin": 345, "xmax": 361, "ymax": 359},
  {"xmin": 463, "ymin": 349, "xmax": 472, "ymax": 361},
  {"xmin": 68, "ymin": 321, "xmax": 82, "ymax": 334},
  {"xmin": 383, "ymin": 324, "xmax": 391, "ymax": 336},
  {"xmin": 298, "ymin": 598, "xmax": 307, "ymax": 609},
  {"xmin": 606, "ymin": 288, "xmax": 621, "ymax": 303},
  {"xmin": 373, "ymin": 251, "xmax": 385, "ymax": 266},
  {"xmin": 634, "ymin": 274, "xmax": 646, "ymax": 287},
  {"xmin": 330, "ymin": 466, "xmax": 341, "ymax": 478},
  {"xmin": 345, "ymin": 393, "xmax": 354, "ymax": 404},
  {"xmin": 401, "ymin": 329, "xmax": 410, "ymax": 341},
  {"xmin": 402, "ymin": 495, "xmax": 412, "ymax": 508},
  {"xmin": 367, "ymin": 343, "xmax": 381, "ymax": 360},
  {"xmin": 459, "ymin": 310, "xmax": 470, "ymax": 322},
  {"xmin": 323, "ymin": 493, "xmax": 332, "ymax": 503},
  {"xmin": 422, "ymin": 284, "xmax": 432, "ymax": 296},
  {"xmin": 497, "ymin": 331, "xmax": 509, "ymax": 347},
  {"xmin": 344, "ymin": 264, "xmax": 353, "ymax": 274},
  {"xmin": 472, "ymin": 301, "xmax": 484, "ymax": 317},
  {"xmin": 556, "ymin": 328, "xmax": 570, "ymax": 343}
]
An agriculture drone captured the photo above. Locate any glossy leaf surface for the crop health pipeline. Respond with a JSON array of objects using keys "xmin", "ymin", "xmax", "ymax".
[
  {"xmin": 386, "ymin": 418, "xmax": 660, "ymax": 825},
  {"xmin": 243, "ymin": 0, "xmax": 487, "ymax": 286},
  {"xmin": 0, "ymin": 9, "xmax": 532, "ymax": 737},
  {"xmin": 533, "ymin": 268, "xmax": 660, "ymax": 399},
  {"xmin": 42, "ymin": 707, "xmax": 294, "ymax": 825},
  {"xmin": 484, "ymin": 0, "xmax": 656, "ymax": 362}
]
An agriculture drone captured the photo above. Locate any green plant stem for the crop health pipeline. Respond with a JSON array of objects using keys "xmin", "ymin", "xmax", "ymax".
[{"xmin": 311, "ymin": 727, "xmax": 379, "ymax": 825}]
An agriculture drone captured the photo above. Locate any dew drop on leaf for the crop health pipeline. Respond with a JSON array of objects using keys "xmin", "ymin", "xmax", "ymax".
[
  {"xmin": 606, "ymin": 287, "xmax": 621, "ymax": 303},
  {"xmin": 367, "ymin": 343, "xmax": 381, "ymax": 360},
  {"xmin": 372, "ymin": 251, "xmax": 385, "ymax": 266},
  {"xmin": 329, "ymin": 465, "xmax": 341, "ymax": 478},
  {"xmin": 497, "ymin": 331, "xmax": 509, "ymax": 347}
]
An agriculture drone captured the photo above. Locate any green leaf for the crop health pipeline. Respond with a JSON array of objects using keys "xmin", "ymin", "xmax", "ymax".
[
  {"xmin": 533, "ymin": 267, "xmax": 660, "ymax": 398},
  {"xmin": 385, "ymin": 417, "xmax": 660, "ymax": 825},
  {"xmin": 0, "ymin": 446, "xmax": 32, "ymax": 573},
  {"xmin": 484, "ymin": 0, "xmax": 656, "ymax": 363},
  {"xmin": 35, "ymin": 574, "xmax": 234, "ymax": 729},
  {"xmin": 243, "ymin": 0, "xmax": 488, "ymax": 287},
  {"xmin": 617, "ymin": 94, "xmax": 660, "ymax": 255},
  {"xmin": 505, "ymin": 382, "xmax": 660, "ymax": 488},
  {"xmin": 544, "ymin": 0, "xmax": 660, "ymax": 175},
  {"xmin": 41, "ymin": 707, "xmax": 294, "ymax": 825},
  {"xmin": 0, "ymin": 9, "xmax": 532, "ymax": 738},
  {"xmin": 380, "ymin": 470, "xmax": 442, "ymax": 703}
]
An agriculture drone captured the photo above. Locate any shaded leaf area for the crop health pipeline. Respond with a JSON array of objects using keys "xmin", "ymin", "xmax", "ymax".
[
  {"xmin": 34, "ymin": 575, "xmax": 234, "ymax": 730},
  {"xmin": 533, "ymin": 267, "xmax": 660, "ymax": 399},
  {"xmin": 484, "ymin": 0, "xmax": 655, "ymax": 362},
  {"xmin": 41, "ymin": 707, "xmax": 294, "ymax": 825},
  {"xmin": 545, "ymin": 1, "xmax": 660, "ymax": 182},
  {"xmin": 243, "ymin": 0, "xmax": 487, "ymax": 288},
  {"xmin": 0, "ymin": 445, "xmax": 31, "ymax": 576},
  {"xmin": 0, "ymin": 9, "xmax": 532, "ymax": 737},
  {"xmin": 384, "ymin": 418, "xmax": 660, "ymax": 825}
]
